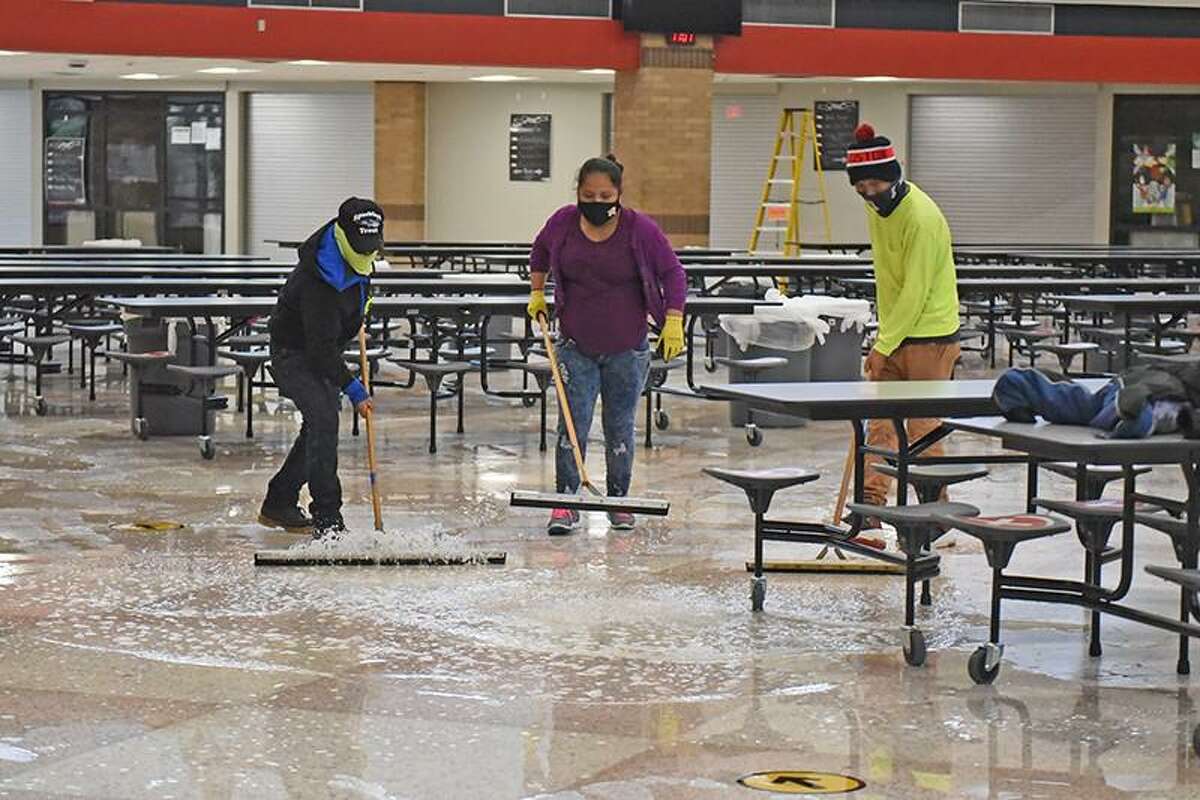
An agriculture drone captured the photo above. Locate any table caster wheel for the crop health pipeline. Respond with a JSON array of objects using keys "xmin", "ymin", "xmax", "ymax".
[
  {"xmin": 903, "ymin": 627, "xmax": 927, "ymax": 667},
  {"xmin": 746, "ymin": 424, "xmax": 763, "ymax": 447},
  {"xmin": 522, "ymin": 395, "xmax": 538, "ymax": 408},
  {"xmin": 133, "ymin": 418, "xmax": 149, "ymax": 441},
  {"xmin": 750, "ymin": 576, "xmax": 766, "ymax": 612},
  {"xmin": 654, "ymin": 410, "xmax": 670, "ymax": 431},
  {"xmin": 968, "ymin": 643, "xmax": 1003, "ymax": 685},
  {"xmin": 34, "ymin": 396, "xmax": 47, "ymax": 416},
  {"xmin": 200, "ymin": 436, "xmax": 215, "ymax": 460}
]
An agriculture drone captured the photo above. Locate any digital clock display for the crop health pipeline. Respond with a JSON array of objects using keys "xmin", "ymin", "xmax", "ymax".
[{"xmin": 667, "ymin": 32, "xmax": 697, "ymax": 46}]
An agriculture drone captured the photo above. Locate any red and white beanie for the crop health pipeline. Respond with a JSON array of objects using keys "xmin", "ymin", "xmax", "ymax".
[{"xmin": 846, "ymin": 123, "xmax": 902, "ymax": 185}]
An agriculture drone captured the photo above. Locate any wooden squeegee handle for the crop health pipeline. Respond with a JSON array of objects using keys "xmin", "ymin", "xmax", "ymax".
[
  {"xmin": 358, "ymin": 325, "xmax": 384, "ymax": 532},
  {"xmin": 536, "ymin": 312, "xmax": 594, "ymax": 492}
]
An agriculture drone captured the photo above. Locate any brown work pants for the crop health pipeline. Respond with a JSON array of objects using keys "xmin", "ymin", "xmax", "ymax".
[{"xmin": 863, "ymin": 341, "xmax": 961, "ymax": 505}]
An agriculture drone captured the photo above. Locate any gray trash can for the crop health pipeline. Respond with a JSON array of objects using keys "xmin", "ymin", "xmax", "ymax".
[
  {"xmin": 124, "ymin": 317, "xmax": 219, "ymax": 436},
  {"xmin": 810, "ymin": 316, "xmax": 866, "ymax": 382},
  {"xmin": 720, "ymin": 330, "xmax": 811, "ymax": 429}
]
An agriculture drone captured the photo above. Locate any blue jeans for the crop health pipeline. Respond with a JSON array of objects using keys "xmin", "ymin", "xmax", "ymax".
[
  {"xmin": 993, "ymin": 368, "xmax": 1152, "ymax": 438},
  {"xmin": 554, "ymin": 338, "xmax": 651, "ymax": 496}
]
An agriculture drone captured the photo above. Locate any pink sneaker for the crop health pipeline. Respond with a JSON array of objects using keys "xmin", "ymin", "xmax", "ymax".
[
  {"xmin": 607, "ymin": 511, "xmax": 635, "ymax": 531},
  {"xmin": 547, "ymin": 508, "xmax": 580, "ymax": 536}
]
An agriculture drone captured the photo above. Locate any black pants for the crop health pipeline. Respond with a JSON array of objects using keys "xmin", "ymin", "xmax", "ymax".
[{"xmin": 266, "ymin": 345, "xmax": 342, "ymax": 519}]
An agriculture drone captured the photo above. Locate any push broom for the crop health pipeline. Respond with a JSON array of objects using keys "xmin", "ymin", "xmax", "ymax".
[
  {"xmin": 254, "ymin": 326, "xmax": 506, "ymax": 567},
  {"xmin": 509, "ymin": 312, "xmax": 669, "ymax": 517}
]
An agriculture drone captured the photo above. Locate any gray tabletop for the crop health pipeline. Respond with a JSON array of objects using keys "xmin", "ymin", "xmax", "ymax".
[
  {"xmin": 700, "ymin": 379, "xmax": 1004, "ymax": 421},
  {"xmin": 100, "ymin": 294, "xmax": 774, "ymax": 319},
  {"xmin": 680, "ymin": 254, "xmax": 872, "ymax": 266},
  {"xmin": 698, "ymin": 378, "xmax": 1111, "ymax": 421},
  {"xmin": 948, "ymin": 416, "xmax": 1200, "ymax": 465},
  {"xmin": 956, "ymin": 249, "xmax": 1200, "ymax": 264},
  {"xmin": 839, "ymin": 277, "xmax": 1200, "ymax": 296},
  {"xmin": 0, "ymin": 275, "xmax": 522, "ymax": 299},
  {"xmin": 0, "ymin": 277, "xmax": 286, "ymax": 296},
  {"xmin": 0, "ymin": 245, "xmax": 180, "ymax": 255},
  {"xmin": 0, "ymin": 254, "xmax": 269, "ymax": 264},
  {"xmin": 0, "ymin": 265, "xmax": 451, "ymax": 279},
  {"xmin": 684, "ymin": 264, "xmax": 1073, "ymax": 280},
  {"xmin": 1049, "ymin": 293, "xmax": 1200, "ymax": 315}
]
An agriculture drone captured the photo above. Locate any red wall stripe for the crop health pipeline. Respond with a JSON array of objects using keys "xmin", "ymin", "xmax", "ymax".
[
  {"xmin": 3, "ymin": 0, "xmax": 1200, "ymax": 84},
  {"xmin": 0, "ymin": 0, "xmax": 640, "ymax": 70},
  {"xmin": 718, "ymin": 25, "xmax": 1200, "ymax": 84}
]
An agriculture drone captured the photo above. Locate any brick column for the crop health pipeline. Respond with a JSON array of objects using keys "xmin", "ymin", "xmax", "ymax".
[
  {"xmin": 374, "ymin": 82, "xmax": 426, "ymax": 244},
  {"xmin": 613, "ymin": 34, "xmax": 713, "ymax": 248}
]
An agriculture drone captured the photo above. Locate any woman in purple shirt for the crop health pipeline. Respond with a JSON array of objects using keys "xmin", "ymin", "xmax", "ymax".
[{"xmin": 527, "ymin": 155, "xmax": 688, "ymax": 535}]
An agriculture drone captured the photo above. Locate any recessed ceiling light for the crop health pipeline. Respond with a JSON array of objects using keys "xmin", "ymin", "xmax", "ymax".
[
  {"xmin": 288, "ymin": 59, "xmax": 331, "ymax": 66},
  {"xmin": 855, "ymin": 76, "xmax": 903, "ymax": 82},
  {"xmin": 578, "ymin": 68, "xmax": 615, "ymax": 75},
  {"xmin": 470, "ymin": 75, "xmax": 533, "ymax": 83},
  {"xmin": 121, "ymin": 73, "xmax": 167, "ymax": 81},
  {"xmin": 0, "ymin": 51, "xmax": 28, "ymax": 57},
  {"xmin": 197, "ymin": 66, "xmax": 260, "ymax": 75}
]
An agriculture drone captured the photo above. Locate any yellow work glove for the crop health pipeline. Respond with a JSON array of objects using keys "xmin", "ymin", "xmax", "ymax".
[
  {"xmin": 657, "ymin": 313, "xmax": 684, "ymax": 362},
  {"xmin": 527, "ymin": 289, "xmax": 547, "ymax": 323}
]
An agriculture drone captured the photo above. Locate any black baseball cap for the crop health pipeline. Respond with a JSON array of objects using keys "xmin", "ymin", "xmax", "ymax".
[{"xmin": 337, "ymin": 197, "xmax": 385, "ymax": 255}]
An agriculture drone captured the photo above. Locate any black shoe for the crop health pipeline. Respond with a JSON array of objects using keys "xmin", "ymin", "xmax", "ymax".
[
  {"xmin": 258, "ymin": 502, "xmax": 312, "ymax": 533},
  {"xmin": 312, "ymin": 514, "xmax": 348, "ymax": 541}
]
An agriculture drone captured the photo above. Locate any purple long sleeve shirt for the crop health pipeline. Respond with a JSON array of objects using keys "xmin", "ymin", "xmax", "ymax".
[{"xmin": 530, "ymin": 205, "xmax": 688, "ymax": 354}]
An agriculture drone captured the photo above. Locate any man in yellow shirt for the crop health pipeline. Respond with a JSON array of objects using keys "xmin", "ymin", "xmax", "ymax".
[{"xmin": 847, "ymin": 123, "xmax": 960, "ymax": 509}]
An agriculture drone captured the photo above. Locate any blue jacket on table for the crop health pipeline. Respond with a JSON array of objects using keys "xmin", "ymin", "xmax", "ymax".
[{"xmin": 993, "ymin": 366, "xmax": 1200, "ymax": 439}]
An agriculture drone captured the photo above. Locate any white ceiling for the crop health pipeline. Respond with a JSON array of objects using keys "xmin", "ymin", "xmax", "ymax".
[{"xmin": 0, "ymin": 52, "xmax": 617, "ymax": 86}]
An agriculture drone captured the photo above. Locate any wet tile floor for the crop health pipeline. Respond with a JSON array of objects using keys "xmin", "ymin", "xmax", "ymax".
[{"xmin": 0, "ymin": 358, "xmax": 1198, "ymax": 798}]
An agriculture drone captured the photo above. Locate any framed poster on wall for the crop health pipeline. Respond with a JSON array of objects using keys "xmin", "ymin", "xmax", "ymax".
[
  {"xmin": 509, "ymin": 114, "xmax": 551, "ymax": 182},
  {"xmin": 1132, "ymin": 141, "xmax": 1176, "ymax": 215}
]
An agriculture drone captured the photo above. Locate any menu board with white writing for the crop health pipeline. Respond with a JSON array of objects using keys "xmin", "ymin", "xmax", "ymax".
[
  {"xmin": 814, "ymin": 100, "xmax": 860, "ymax": 172},
  {"xmin": 509, "ymin": 114, "xmax": 551, "ymax": 183},
  {"xmin": 45, "ymin": 136, "xmax": 87, "ymax": 204}
]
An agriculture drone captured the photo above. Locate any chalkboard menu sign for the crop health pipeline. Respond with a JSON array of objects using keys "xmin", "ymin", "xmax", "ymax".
[
  {"xmin": 509, "ymin": 114, "xmax": 551, "ymax": 182},
  {"xmin": 813, "ymin": 100, "xmax": 860, "ymax": 172},
  {"xmin": 45, "ymin": 136, "xmax": 87, "ymax": 205}
]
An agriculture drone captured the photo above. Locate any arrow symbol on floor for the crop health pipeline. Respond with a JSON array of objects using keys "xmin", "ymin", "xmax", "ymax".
[{"xmin": 772, "ymin": 775, "xmax": 822, "ymax": 788}]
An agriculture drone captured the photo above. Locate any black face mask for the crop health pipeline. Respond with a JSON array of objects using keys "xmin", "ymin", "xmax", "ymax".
[
  {"xmin": 578, "ymin": 199, "xmax": 620, "ymax": 227},
  {"xmin": 862, "ymin": 180, "xmax": 909, "ymax": 217}
]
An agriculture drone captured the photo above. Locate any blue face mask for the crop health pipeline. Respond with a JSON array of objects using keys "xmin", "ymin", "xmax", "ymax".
[{"xmin": 863, "ymin": 180, "xmax": 909, "ymax": 217}]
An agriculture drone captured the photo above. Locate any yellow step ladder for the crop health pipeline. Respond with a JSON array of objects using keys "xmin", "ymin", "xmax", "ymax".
[{"xmin": 748, "ymin": 107, "xmax": 832, "ymax": 262}]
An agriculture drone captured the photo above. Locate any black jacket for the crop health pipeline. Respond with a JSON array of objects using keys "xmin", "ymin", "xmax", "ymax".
[
  {"xmin": 1118, "ymin": 361, "xmax": 1200, "ymax": 436},
  {"xmin": 269, "ymin": 222, "xmax": 370, "ymax": 390}
]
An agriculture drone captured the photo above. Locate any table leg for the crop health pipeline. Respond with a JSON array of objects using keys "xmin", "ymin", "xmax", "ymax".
[
  {"xmin": 852, "ymin": 420, "xmax": 866, "ymax": 507},
  {"xmin": 1078, "ymin": 462, "xmax": 1103, "ymax": 657},
  {"xmin": 988, "ymin": 296, "xmax": 997, "ymax": 369},
  {"xmin": 685, "ymin": 314, "xmax": 700, "ymax": 391},
  {"xmin": 1124, "ymin": 312, "xmax": 1133, "ymax": 369},
  {"xmin": 1179, "ymin": 462, "xmax": 1199, "ymax": 675},
  {"xmin": 1026, "ymin": 459, "xmax": 1039, "ymax": 514}
]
